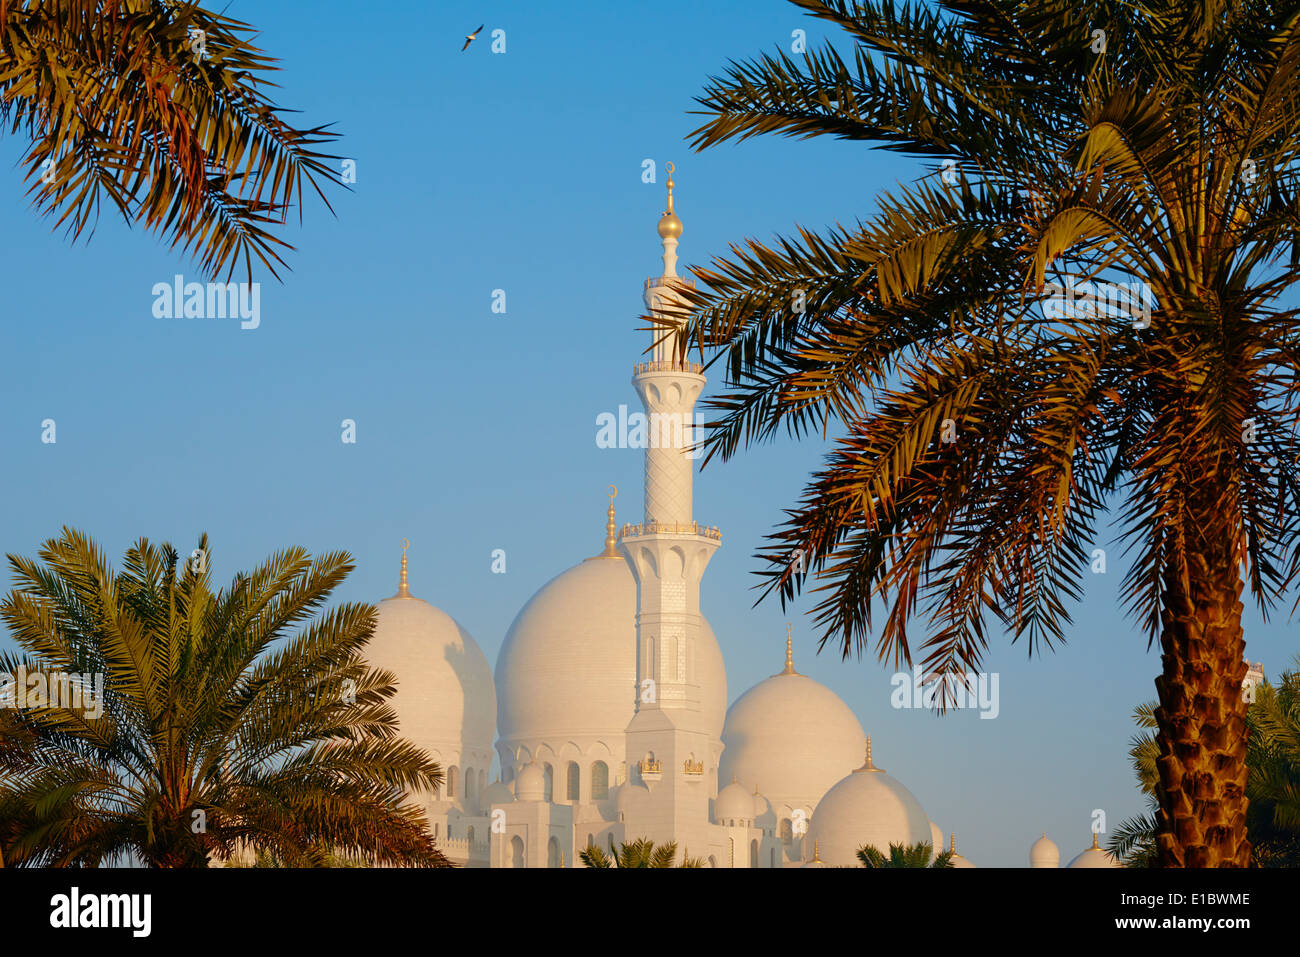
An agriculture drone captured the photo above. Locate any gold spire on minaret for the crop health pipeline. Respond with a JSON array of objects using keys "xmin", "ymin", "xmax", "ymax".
[
  {"xmin": 396, "ymin": 538, "xmax": 412, "ymax": 598},
  {"xmin": 657, "ymin": 162, "xmax": 682, "ymax": 239}
]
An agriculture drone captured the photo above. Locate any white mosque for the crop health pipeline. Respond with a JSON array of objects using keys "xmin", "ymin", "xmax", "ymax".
[{"xmin": 362, "ymin": 170, "xmax": 1120, "ymax": 869}]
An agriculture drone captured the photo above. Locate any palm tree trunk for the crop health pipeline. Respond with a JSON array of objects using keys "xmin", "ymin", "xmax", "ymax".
[{"xmin": 1153, "ymin": 549, "xmax": 1251, "ymax": 866}]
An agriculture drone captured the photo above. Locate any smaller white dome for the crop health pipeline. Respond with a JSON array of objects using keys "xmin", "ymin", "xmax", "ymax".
[
  {"xmin": 482, "ymin": 779, "xmax": 514, "ymax": 806},
  {"xmin": 806, "ymin": 739, "xmax": 932, "ymax": 867},
  {"xmin": 1030, "ymin": 832, "xmax": 1060, "ymax": 868},
  {"xmin": 516, "ymin": 763, "xmax": 545, "ymax": 802},
  {"xmin": 1068, "ymin": 835, "xmax": 1122, "ymax": 868},
  {"xmin": 715, "ymin": 779, "xmax": 756, "ymax": 824}
]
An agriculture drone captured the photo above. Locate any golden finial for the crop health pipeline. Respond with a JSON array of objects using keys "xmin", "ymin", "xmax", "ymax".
[
  {"xmin": 811, "ymin": 840, "xmax": 822, "ymax": 863},
  {"xmin": 950, "ymin": 833, "xmax": 957, "ymax": 854},
  {"xmin": 658, "ymin": 162, "xmax": 683, "ymax": 241},
  {"xmin": 1091, "ymin": 831, "xmax": 1100, "ymax": 850},
  {"xmin": 561, "ymin": 850, "xmax": 566, "ymax": 868},
  {"xmin": 592, "ymin": 485, "xmax": 621, "ymax": 559},
  {"xmin": 397, "ymin": 538, "xmax": 412, "ymax": 598},
  {"xmin": 778, "ymin": 623, "xmax": 798, "ymax": 675},
  {"xmin": 856, "ymin": 735, "xmax": 883, "ymax": 773}
]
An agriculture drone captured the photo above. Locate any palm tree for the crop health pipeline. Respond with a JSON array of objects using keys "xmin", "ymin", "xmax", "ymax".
[
  {"xmin": 857, "ymin": 841, "xmax": 954, "ymax": 868},
  {"xmin": 0, "ymin": 528, "xmax": 449, "ymax": 867},
  {"xmin": 0, "ymin": 1, "xmax": 339, "ymax": 280},
  {"xmin": 579, "ymin": 836, "xmax": 705, "ymax": 868},
  {"xmin": 1110, "ymin": 702, "xmax": 1162, "ymax": 867},
  {"xmin": 671, "ymin": 0, "xmax": 1300, "ymax": 867},
  {"xmin": 1114, "ymin": 660, "xmax": 1300, "ymax": 867},
  {"xmin": 1247, "ymin": 658, "xmax": 1300, "ymax": 865}
]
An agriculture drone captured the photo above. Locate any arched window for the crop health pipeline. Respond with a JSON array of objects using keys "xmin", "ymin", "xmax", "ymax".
[
  {"xmin": 590, "ymin": 761, "xmax": 609, "ymax": 800},
  {"xmin": 467, "ymin": 826, "xmax": 476, "ymax": 846},
  {"xmin": 511, "ymin": 836, "xmax": 525, "ymax": 868},
  {"xmin": 780, "ymin": 818, "xmax": 793, "ymax": 844},
  {"xmin": 587, "ymin": 833, "xmax": 594, "ymax": 850},
  {"xmin": 433, "ymin": 822, "xmax": 439, "ymax": 840},
  {"xmin": 566, "ymin": 762, "xmax": 580, "ymax": 801},
  {"xmin": 542, "ymin": 763, "xmax": 554, "ymax": 802},
  {"xmin": 447, "ymin": 765, "xmax": 458, "ymax": 799},
  {"xmin": 750, "ymin": 839, "xmax": 759, "ymax": 868},
  {"xmin": 547, "ymin": 837, "xmax": 561, "ymax": 868},
  {"xmin": 708, "ymin": 855, "xmax": 717, "ymax": 868}
]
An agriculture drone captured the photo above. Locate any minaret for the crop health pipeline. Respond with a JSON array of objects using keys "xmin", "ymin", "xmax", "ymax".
[{"xmin": 619, "ymin": 164, "xmax": 722, "ymax": 851}]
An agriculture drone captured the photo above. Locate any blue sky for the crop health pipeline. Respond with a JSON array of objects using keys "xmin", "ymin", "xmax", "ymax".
[{"xmin": 0, "ymin": 0, "xmax": 1294, "ymax": 868}]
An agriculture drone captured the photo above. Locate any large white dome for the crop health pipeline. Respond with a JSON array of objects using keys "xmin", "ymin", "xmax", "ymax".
[
  {"xmin": 719, "ymin": 641, "xmax": 865, "ymax": 822},
  {"xmin": 366, "ymin": 563, "xmax": 496, "ymax": 782},
  {"xmin": 496, "ymin": 550, "xmax": 727, "ymax": 763},
  {"xmin": 806, "ymin": 742, "xmax": 932, "ymax": 867}
]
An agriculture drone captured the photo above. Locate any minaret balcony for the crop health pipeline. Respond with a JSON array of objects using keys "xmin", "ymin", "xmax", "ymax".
[
  {"xmin": 644, "ymin": 276, "xmax": 696, "ymax": 291},
  {"xmin": 683, "ymin": 759, "xmax": 704, "ymax": 776},
  {"xmin": 620, "ymin": 521, "xmax": 721, "ymax": 542},
  {"xmin": 632, "ymin": 359, "xmax": 704, "ymax": 375}
]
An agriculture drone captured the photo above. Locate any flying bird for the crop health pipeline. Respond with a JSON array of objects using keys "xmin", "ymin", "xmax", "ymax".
[{"xmin": 462, "ymin": 24, "xmax": 484, "ymax": 52}]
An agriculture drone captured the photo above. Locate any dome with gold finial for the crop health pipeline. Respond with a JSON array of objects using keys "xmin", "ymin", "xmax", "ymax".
[
  {"xmin": 495, "ymin": 489, "xmax": 727, "ymax": 782},
  {"xmin": 657, "ymin": 162, "xmax": 683, "ymax": 240},
  {"xmin": 805, "ymin": 737, "xmax": 934, "ymax": 867},
  {"xmin": 719, "ymin": 626, "xmax": 867, "ymax": 829},
  {"xmin": 367, "ymin": 541, "xmax": 497, "ymax": 802},
  {"xmin": 1067, "ymin": 832, "xmax": 1122, "ymax": 868}
]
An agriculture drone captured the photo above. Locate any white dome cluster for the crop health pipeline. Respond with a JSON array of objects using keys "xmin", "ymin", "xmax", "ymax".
[
  {"xmin": 1029, "ymin": 832, "xmax": 1122, "ymax": 868},
  {"xmin": 719, "ymin": 636, "xmax": 866, "ymax": 831}
]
